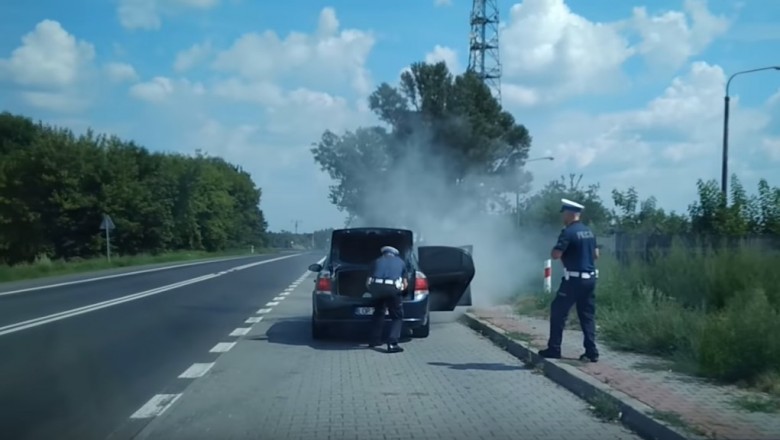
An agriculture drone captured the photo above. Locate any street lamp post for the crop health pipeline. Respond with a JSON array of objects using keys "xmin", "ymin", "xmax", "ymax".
[{"xmin": 721, "ymin": 66, "xmax": 780, "ymax": 196}]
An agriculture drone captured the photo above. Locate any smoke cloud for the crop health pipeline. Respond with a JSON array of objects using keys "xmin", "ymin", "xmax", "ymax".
[{"xmin": 345, "ymin": 129, "xmax": 555, "ymax": 308}]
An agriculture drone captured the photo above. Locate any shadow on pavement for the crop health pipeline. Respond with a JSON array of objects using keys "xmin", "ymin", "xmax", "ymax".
[
  {"xmin": 249, "ymin": 317, "xmax": 413, "ymax": 351},
  {"xmin": 427, "ymin": 361, "xmax": 531, "ymax": 371}
]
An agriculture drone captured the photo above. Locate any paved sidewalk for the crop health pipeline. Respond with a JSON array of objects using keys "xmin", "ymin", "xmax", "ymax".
[
  {"xmin": 471, "ymin": 306, "xmax": 780, "ymax": 440},
  {"xmin": 130, "ymin": 278, "xmax": 641, "ymax": 440}
]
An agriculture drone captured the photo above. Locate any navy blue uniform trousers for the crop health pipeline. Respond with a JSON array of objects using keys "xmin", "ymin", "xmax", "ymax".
[
  {"xmin": 548, "ymin": 276, "xmax": 598, "ymax": 356},
  {"xmin": 369, "ymin": 284, "xmax": 404, "ymax": 344}
]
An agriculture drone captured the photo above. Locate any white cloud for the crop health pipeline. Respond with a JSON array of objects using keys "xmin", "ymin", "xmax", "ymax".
[
  {"xmin": 0, "ymin": 20, "xmax": 94, "ymax": 89},
  {"xmin": 212, "ymin": 7, "xmax": 375, "ymax": 96},
  {"xmin": 129, "ymin": 76, "xmax": 205, "ymax": 102},
  {"xmin": 118, "ymin": 0, "xmax": 221, "ymax": 30},
  {"xmin": 0, "ymin": 19, "xmax": 96, "ymax": 112},
  {"xmin": 435, "ymin": 0, "xmax": 453, "ymax": 6},
  {"xmin": 173, "ymin": 41, "xmax": 212, "ymax": 72},
  {"xmin": 762, "ymin": 138, "xmax": 780, "ymax": 161},
  {"xmin": 499, "ymin": 0, "xmax": 729, "ymax": 108},
  {"xmin": 630, "ymin": 0, "xmax": 730, "ymax": 71},
  {"xmin": 105, "ymin": 62, "xmax": 139, "ymax": 83},
  {"xmin": 425, "ymin": 45, "xmax": 460, "ymax": 73}
]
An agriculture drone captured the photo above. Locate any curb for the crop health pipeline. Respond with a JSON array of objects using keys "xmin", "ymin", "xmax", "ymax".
[{"xmin": 459, "ymin": 312, "xmax": 699, "ymax": 440}]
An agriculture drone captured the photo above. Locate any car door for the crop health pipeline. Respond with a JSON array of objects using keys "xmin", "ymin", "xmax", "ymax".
[{"xmin": 418, "ymin": 245, "xmax": 475, "ymax": 311}]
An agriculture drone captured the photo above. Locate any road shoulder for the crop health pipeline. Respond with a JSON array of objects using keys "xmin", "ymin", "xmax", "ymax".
[{"xmin": 463, "ymin": 306, "xmax": 780, "ymax": 440}]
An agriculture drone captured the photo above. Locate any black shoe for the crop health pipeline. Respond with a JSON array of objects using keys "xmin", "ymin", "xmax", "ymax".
[
  {"xmin": 368, "ymin": 340, "xmax": 381, "ymax": 348},
  {"xmin": 579, "ymin": 353, "xmax": 599, "ymax": 363},
  {"xmin": 538, "ymin": 348, "xmax": 561, "ymax": 359},
  {"xmin": 387, "ymin": 343, "xmax": 404, "ymax": 353}
]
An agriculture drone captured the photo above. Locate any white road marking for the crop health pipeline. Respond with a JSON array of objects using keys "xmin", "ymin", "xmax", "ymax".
[
  {"xmin": 256, "ymin": 308, "xmax": 272, "ymax": 314},
  {"xmin": 0, "ymin": 254, "xmax": 280, "ymax": 297},
  {"xmin": 209, "ymin": 342, "xmax": 236, "ymax": 353},
  {"xmin": 130, "ymin": 394, "xmax": 182, "ymax": 419},
  {"xmin": 284, "ymin": 287, "xmax": 294, "ymax": 292},
  {"xmin": 280, "ymin": 292, "xmax": 290, "ymax": 297},
  {"xmin": 229, "ymin": 327, "xmax": 251, "ymax": 336},
  {"xmin": 245, "ymin": 316, "xmax": 263, "ymax": 324},
  {"xmin": 178, "ymin": 362, "xmax": 215, "ymax": 379},
  {"xmin": 266, "ymin": 301, "xmax": 279, "ymax": 306},
  {"xmin": 273, "ymin": 296, "xmax": 285, "ymax": 301},
  {"xmin": 0, "ymin": 254, "xmax": 301, "ymax": 338}
]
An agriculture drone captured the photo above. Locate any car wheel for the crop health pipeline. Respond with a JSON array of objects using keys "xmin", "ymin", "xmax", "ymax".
[
  {"xmin": 412, "ymin": 320, "xmax": 430, "ymax": 338},
  {"xmin": 311, "ymin": 317, "xmax": 326, "ymax": 340}
]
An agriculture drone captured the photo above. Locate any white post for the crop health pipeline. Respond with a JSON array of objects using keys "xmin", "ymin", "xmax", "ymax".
[
  {"xmin": 250, "ymin": 245, "xmax": 254, "ymax": 254},
  {"xmin": 106, "ymin": 228, "xmax": 111, "ymax": 262},
  {"xmin": 543, "ymin": 259, "xmax": 552, "ymax": 293}
]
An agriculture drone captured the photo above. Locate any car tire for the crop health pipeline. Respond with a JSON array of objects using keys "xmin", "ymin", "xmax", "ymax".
[
  {"xmin": 412, "ymin": 319, "xmax": 430, "ymax": 338},
  {"xmin": 311, "ymin": 317, "xmax": 326, "ymax": 340}
]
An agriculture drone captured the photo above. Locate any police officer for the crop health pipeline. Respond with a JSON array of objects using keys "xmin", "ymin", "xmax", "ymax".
[
  {"xmin": 366, "ymin": 245, "xmax": 408, "ymax": 353},
  {"xmin": 538, "ymin": 198, "xmax": 600, "ymax": 363}
]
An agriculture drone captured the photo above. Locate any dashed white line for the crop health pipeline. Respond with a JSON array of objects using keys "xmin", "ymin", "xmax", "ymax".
[
  {"xmin": 229, "ymin": 327, "xmax": 251, "ymax": 336},
  {"xmin": 273, "ymin": 296, "xmax": 285, "ymax": 301},
  {"xmin": 178, "ymin": 362, "xmax": 215, "ymax": 379},
  {"xmin": 256, "ymin": 307, "xmax": 272, "ymax": 314},
  {"xmin": 280, "ymin": 292, "xmax": 290, "ymax": 297},
  {"xmin": 266, "ymin": 301, "xmax": 279, "ymax": 306},
  {"xmin": 245, "ymin": 316, "xmax": 263, "ymax": 324},
  {"xmin": 209, "ymin": 342, "xmax": 236, "ymax": 353},
  {"xmin": 130, "ymin": 394, "xmax": 182, "ymax": 419}
]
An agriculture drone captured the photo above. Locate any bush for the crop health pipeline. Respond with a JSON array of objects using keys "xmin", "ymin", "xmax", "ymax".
[{"xmin": 517, "ymin": 241, "xmax": 780, "ymax": 390}]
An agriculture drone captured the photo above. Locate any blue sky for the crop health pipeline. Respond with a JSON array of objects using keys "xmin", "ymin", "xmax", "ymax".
[{"xmin": 1, "ymin": 0, "xmax": 779, "ymax": 232}]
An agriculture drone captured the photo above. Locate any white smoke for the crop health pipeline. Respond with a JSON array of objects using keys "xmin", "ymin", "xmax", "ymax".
[{"xmin": 345, "ymin": 129, "xmax": 554, "ymax": 308}]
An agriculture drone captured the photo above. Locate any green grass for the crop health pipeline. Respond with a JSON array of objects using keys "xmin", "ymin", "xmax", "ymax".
[
  {"xmin": 0, "ymin": 248, "xmax": 272, "ymax": 283},
  {"xmin": 514, "ymin": 240, "xmax": 780, "ymax": 394}
]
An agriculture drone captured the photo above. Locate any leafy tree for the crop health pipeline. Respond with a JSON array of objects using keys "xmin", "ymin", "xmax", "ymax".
[
  {"xmin": 611, "ymin": 187, "xmax": 689, "ymax": 234},
  {"xmin": 312, "ymin": 61, "xmax": 533, "ymax": 222},
  {"xmin": 518, "ymin": 174, "xmax": 612, "ymax": 233},
  {"xmin": 0, "ymin": 112, "xmax": 268, "ymax": 265}
]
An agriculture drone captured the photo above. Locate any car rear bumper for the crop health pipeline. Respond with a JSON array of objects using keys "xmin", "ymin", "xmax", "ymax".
[{"xmin": 312, "ymin": 293, "xmax": 429, "ymax": 327}]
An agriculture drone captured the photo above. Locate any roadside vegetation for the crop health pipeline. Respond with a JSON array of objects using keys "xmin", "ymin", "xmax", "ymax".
[
  {"xmin": 0, "ymin": 249, "xmax": 269, "ymax": 283},
  {"xmin": 0, "ymin": 112, "xmax": 270, "ymax": 280},
  {"xmin": 516, "ymin": 176, "xmax": 780, "ymax": 395}
]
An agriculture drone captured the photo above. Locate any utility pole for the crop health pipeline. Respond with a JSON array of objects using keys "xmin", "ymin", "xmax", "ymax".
[
  {"xmin": 467, "ymin": 0, "xmax": 502, "ymax": 103},
  {"xmin": 292, "ymin": 220, "xmax": 301, "ymax": 235}
]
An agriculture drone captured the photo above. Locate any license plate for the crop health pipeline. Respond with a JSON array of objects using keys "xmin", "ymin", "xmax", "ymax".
[{"xmin": 355, "ymin": 307, "xmax": 389, "ymax": 316}]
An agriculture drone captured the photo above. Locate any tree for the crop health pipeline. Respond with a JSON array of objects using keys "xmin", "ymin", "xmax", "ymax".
[
  {"xmin": 0, "ymin": 112, "xmax": 268, "ymax": 265},
  {"xmin": 311, "ymin": 61, "xmax": 533, "ymax": 222},
  {"xmin": 518, "ymin": 174, "xmax": 612, "ymax": 233},
  {"xmin": 611, "ymin": 187, "xmax": 689, "ymax": 234}
]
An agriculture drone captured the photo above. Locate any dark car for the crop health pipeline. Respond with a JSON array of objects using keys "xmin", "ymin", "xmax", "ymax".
[{"xmin": 307, "ymin": 227, "xmax": 475, "ymax": 340}]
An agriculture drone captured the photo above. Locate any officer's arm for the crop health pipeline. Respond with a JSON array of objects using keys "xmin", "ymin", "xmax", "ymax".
[{"xmin": 551, "ymin": 228, "xmax": 570, "ymax": 260}]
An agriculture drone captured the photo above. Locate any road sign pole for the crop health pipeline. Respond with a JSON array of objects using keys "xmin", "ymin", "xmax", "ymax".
[{"xmin": 106, "ymin": 227, "xmax": 111, "ymax": 262}]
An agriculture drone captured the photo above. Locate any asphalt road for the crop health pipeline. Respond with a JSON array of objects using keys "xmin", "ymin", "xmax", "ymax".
[
  {"xmin": 129, "ymin": 274, "xmax": 642, "ymax": 440},
  {"xmin": 0, "ymin": 251, "xmax": 320, "ymax": 440}
]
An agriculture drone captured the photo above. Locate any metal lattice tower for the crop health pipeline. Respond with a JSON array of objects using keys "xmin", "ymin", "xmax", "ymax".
[{"xmin": 467, "ymin": 0, "xmax": 502, "ymax": 104}]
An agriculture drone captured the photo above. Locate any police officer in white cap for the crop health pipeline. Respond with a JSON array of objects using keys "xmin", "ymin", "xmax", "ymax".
[
  {"xmin": 538, "ymin": 198, "xmax": 600, "ymax": 362},
  {"xmin": 366, "ymin": 245, "xmax": 408, "ymax": 353}
]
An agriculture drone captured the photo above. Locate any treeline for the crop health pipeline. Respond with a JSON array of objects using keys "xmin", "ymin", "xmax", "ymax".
[
  {"xmin": 519, "ymin": 173, "xmax": 780, "ymax": 239},
  {"xmin": 266, "ymin": 228, "xmax": 334, "ymax": 250},
  {"xmin": 0, "ymin": 112, "xmax": 268, "ymax": 265}
]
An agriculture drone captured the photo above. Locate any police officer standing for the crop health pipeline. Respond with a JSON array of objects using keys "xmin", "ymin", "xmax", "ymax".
[
  {"xmin": 366, "ymin": 245, "xmax": 408, "ymax": 353},
  {"xmin": 538, "ymin": 198, "xmax": 600, "ymax": 363}
]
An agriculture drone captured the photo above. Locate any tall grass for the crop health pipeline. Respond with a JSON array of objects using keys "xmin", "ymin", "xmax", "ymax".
[{"xmin": 517, "ymin": 241, "xmax": 780, "ymax": 391}]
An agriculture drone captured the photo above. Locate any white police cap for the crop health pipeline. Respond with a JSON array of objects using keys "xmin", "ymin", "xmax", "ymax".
[
  {"xmin": 381, "ymin": 246, "xmax": 400, "ymax": 255},
  {"xmin": 560, "ymin": 198, "xmax": 585, "ymax": 213}
]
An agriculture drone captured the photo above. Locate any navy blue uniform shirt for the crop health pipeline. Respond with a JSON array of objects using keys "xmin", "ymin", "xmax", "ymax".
[
  {"xmin": 370, "ymin": 254, "xmax": 407, "ymax": 280},
  {"xmin": 554, "ymin": 221, "xmax": 597, "ymax": 273}
]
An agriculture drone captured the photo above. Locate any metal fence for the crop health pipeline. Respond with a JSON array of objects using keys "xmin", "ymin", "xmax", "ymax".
[{"xmin": 607, "ymin": 232, "xmax": 780, "ymax": 264}]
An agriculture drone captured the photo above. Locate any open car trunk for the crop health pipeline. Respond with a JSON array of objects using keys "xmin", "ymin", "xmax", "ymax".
[
  {"xmin": 330, "ymin": 228, "xmax": 415, "ymax": 299},
  {"xmin": 330, "ymin": 228, "xmax": 414, "ymax": 264},
  {"xmin": 335, "ymin": 269, "xmax": 371, "ymax": 298}
]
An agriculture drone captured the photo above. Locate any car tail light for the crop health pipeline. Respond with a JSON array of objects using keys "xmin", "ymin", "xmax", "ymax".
[
  {"xmin": 315, "ymin": 276, "xmax": 332, "ymax": 294},
  {"xmin": 413, "ymin": 271, "xmax": 428, "ymax": 300}
]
